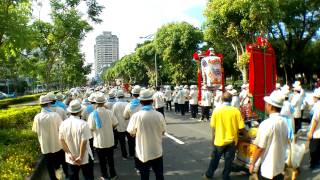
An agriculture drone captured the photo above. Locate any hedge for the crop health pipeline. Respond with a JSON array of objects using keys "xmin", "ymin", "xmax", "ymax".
[
  {"xmin": 0, "ymin": 125, "xmax": 40, "ymax": 180},
  {"xmin": 0, "ymin": 93, "xmax": 43, "ymax": 109},
  {"xmin": 0, "ymin": 106, "xmax": 40, "ymax": 129}
]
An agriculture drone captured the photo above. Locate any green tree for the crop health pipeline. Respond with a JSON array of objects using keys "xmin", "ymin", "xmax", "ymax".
[{"xmin": 154, "ymin": 22, "xmax": 203, "ymax": 84}]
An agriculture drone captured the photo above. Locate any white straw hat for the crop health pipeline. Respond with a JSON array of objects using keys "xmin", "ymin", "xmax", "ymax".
[
  {"xmin": 263, "ymin": 91, "xmax": 285, "ymax": 108},
  {"xmin": 95, "ymin": 94, "xmax": 106, "ymax": 103},
  {"xmin": 39, "ymin": 95, "xmax": 52, "ymax": 105},
  {"xmin": 131, "ymin": 85, "xmax": 141, "ymax": 95},
  {"xmin": 88, "ymin": 93, "xmax": 96, "ymax": 102},
  {"xmin": 67, "ymin": 100, "xmax": 84, "ymax": 113},
  {"xmin": 139, "ymin": 89, "xmax": 154, "ymax": 101},
  {"xmin": 225, "ymin": 85, "xmax": 233, "ymax": 91},
  {"xmin": 47, "ymin": 92, "xmax": 57, "ymax": 101}
]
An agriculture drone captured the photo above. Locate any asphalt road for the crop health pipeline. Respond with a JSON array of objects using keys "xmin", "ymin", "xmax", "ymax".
[{"xmin": 89, "ymin": 109, "xmax": 320, "ymax": 180}]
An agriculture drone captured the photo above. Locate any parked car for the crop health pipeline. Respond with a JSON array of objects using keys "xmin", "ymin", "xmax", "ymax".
[{"xmin": 0, "ymin": 91, "xmax": 16, "ymax": 99}]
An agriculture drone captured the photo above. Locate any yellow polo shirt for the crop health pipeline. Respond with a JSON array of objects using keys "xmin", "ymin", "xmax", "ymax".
[{"xmin": 210, "ymin": 104, "xmax": 245, "ymax": 146}]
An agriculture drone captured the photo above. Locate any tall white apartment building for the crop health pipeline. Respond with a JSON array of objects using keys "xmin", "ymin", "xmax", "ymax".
[{"xmin": 94, "ymin": 31, "xmax": 119, "ymax": 76}]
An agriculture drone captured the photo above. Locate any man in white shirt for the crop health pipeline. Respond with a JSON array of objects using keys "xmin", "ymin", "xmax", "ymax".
[
  {"xmin": 88, "ymin": 95, "xmax": 119, "ymax": 179},
  {"xmin": 177, "ymin": 86, "xmax": 186, "ymax": 116},
  {"xmin": 173, "ymin": 86, "xmax": 180, "ymax": 114},
  {"xmin": 200, "ymin": 85, "xmax": 213, "ymax": 122},
  {"xmin": 214, "ymin": 86, "xmax": 223, "ymax": 109},
  {"xmin": 127, "ymin": 89, "xmax": 166, "ymax": 180},
  {"xmin": 230, "ymin": 89, "xmax": 240, "ymax": 109},
  {"xmin": 59, "ymin": 100, "xmax": 94, "ymax": 180},
  {"xmin": 153, "ymin": 86, "xmax": 165, "ymax": 117},
  {"xmin": 164, "ymin": 86, "xmax": 172, "ymax": 111},
  {"xmin": 112, "ymin": 93, "xmax": 130, "ymax": 160},
  {"xmin": 184, "ymin": 85, "xmax": 190, "ymax": 113},
  {"xmin": 308, "ymin": 88, "xmax": 320, "ymax": 169},
  {"xmin": 189, "ymin": 85, "xmax": 198, "ymax": 119},
  {"xmin": 249, "ymin": 91, "xmax": 288, "ymax": 179},
  {"xmin": 291, "ymin": 83, "xmax": 303, "ymax": 133},
  {"xmin": 123, "ymin": 85, "xmax": 142, "ymax": 173},
  {"xmin": 47, "ymin": 93, "xmax": 68, "ymax": 120},
  {"xmin": 33, "ymin": 95, "xmax": 68, "ymax": 180}
]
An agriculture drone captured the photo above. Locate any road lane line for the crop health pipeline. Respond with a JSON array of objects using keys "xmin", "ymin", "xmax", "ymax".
[{"xmin": 164, "ymin": 132, "xmax": 185, "ymax": 145}]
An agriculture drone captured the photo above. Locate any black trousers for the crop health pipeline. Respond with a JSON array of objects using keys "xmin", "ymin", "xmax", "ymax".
[
  {"xmin": 294, "ymin": 118, "xmax": 302, "ymax": 133},
  {"xmin": 166, "ymin": 101, "xmax": 172, "ymax": 110},
  {"xmin": 310, "ymin": 138, "xmax": 320, "ymax": 168},
  {"xmin": 179, "ymin": 103, "xmax": 185, "ymax": 115},
  {"xmin": 201, "ymin": 106, "xmax": 211, "ymax": 120},
  {"xmin": 68, "ymin": 157, "xmax": 94, "ymax": 180},
  {"xmin": 185, "ymin": 101, "xmax": 190, "ymax": 112},
  {"xmin": 96, "ymin": 147, "xmax": 117, "ymax": 179},
  {"xmin": 137, "ymin": 156, "xmax": 164, "ymax": 180},
  {"xmin": 113, "ymin": 129, "xmax": 119, "ymax": 148},
  {"xmin": 43, "ymin": 149, "xmax": 68, "ymax": 180},
  {"xmin": 118, "ymin": 131, "xmax": 135, "ymax": 158},
  {"xmin": 190, "ymin": 104, "xmax": 198, "ymax": 118},
  {"xmin": 156, "ymin": 107, "xmax": 165, "ymax": 117},
  {"xmin": 174, "ymin": 103, "xmax": 180, "ymax": 113}
]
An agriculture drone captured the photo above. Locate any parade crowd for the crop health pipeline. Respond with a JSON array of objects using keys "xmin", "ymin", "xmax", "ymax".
[{"xmin": 32, "ymin": 81, "xmax": 320, "ymax": 180}]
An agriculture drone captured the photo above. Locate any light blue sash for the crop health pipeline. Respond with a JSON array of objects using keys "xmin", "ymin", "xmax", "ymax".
[
  {"xmin": 86, "ymin": 104, "xmax": 94, "ymax": 114},
  {"xmin": 93, "ymin": 110, "xmax": 102, "ymax": 129},
  {"xmin": 142, "ymin": 105, "xmax": 153, "ymax": 111},
  {"xmin": 130, "ymin": 99, "xmax": 140, "ymax": 110}
]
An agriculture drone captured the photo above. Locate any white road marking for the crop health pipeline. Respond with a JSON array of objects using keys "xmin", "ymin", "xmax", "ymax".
[{"xmin": 164, "ymin": 132, "xmax": 185, "ymax": 145}]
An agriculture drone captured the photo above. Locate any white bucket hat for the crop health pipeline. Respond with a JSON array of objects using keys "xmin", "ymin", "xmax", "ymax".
[
  {"xmin": 117, "ymin": 90, "xmax": 124, "ymax": 97},
  {"xmin": 276, "ymin": 83, "xmax": 281, "ymax": 89},
  {"xmin": 225, "ymin": 85, "xmax": 233, "ymax": 91},
  {"xmin": 139, "ymin": 89, "xmax": 154, "ymax": 101},
  {"xmin": 95, "ymin": 94, "xmax": 106, "ymax": 104},
  {"xmin": 313, "ymin": 88, "xmax": 320, "ymax": 98},
  {"xmin": 230, "ymin": 89, "xmax": 238, "ymax": 96},
  {"xmin": 39, "ymin": 95, "xmax": 52, "ymax": 105},
  {"xmin": 184, "ymin": 85, "xmax": 189, "ymax": 89},
  {"xmin": 281, "ymin": 87, "xmax": 290, "ymax": 97},
  {"xmin": 292, "ymin": 81, "xmax": 301, "ymax": 88},
  {"xmin": 47, "ymin": 92, "xmax": 57, "ymax": 101},
  {"xmin": 293, "ymin": 85, "xmax": 302, "ymax": 92},
  {"xmin": 88, "ymin": 93, "xmax": 96, "ymax": 102},
  {"xmin": 67, "ymin": 100, "xmax": 84, "ymax": 113},
  {"xmin": 56, "ymin": 93, "xmax": 65, "ymax": 101},
  {"xmin": 131, "ymin": 85, "xmax": 141, "ymax": 95},
  {"xmin": 263, "ymin": 91, "xmax": 285, "ymax": 108}
]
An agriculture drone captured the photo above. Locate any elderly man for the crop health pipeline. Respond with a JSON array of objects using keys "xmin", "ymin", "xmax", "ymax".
[
  {"xmin": 33, "ymin": 95, "xmax": 68, "ymax": 180},
  {"xmin": 59, "ymin": 100, "xmax": 94, "ymax": 180},
  {"xmin": 203, "ymin": 92, "xmax": 247, "ymax": 180},
  {"xmin": 250, "ymin": 91, "xmax": 288, "ymax": 180},
  {"xmin": 88, "ymin": 94, "xmax": 119, "ymax": 180},
  {"xmin": 127, "ymin": 89, "xmax": 166, "ymax": 180}
]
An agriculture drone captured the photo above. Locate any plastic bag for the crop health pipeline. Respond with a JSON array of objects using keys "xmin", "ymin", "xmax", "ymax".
[{"xmin": 286, "ymin": 142, "xmax": 305, "ymax": 168}]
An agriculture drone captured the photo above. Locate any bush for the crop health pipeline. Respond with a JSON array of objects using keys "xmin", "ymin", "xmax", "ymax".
[
  {"xmin": 0, "ymin": 106, "xmax": 40, "ymax": 129},
  {"xmin": 0, "ymin": 93, "xmax": 43, "ymax": 109},
  {"xmin": 0, "ymin": 124, "xmax": 40, "ymax": 180}
]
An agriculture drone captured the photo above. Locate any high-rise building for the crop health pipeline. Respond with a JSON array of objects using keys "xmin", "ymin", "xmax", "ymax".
[{"xmin": 94, "ymin": 31, "xmax": 119, "ymax": 76}]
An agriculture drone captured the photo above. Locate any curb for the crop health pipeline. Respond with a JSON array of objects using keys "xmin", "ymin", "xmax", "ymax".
[{"xmin": 26, "ymin": 155, "xmax": 47, "ymax": 180}]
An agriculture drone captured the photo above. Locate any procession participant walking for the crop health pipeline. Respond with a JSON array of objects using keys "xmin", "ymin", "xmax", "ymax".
[
  {"xmin": 230, "ymin": 89, "xmax": 240, "ymax": 109},
  {"xmin": 123, "ymin": 85, "xmax": 142, "ymax": 173},
  {"xmin": 33, "ymin": 95, "xmax": 68, "ymax": 180},
  {"xmin": 280, "ymin": 88, "xmax": 295, "ymax": 142},
  {"xmin": 177, "ymin": 85, "xmax": 186, "ymax": 116},
  {"xmin": 55, "ymin": 92, "xmax": 67, "ymax": 110},
  {"xmin": 164, "ymin": 86, "xmax": 172, "ymax": 111},
  {"xmin": 47, "ymin": 93, "xmax": 68, "ymax": 120},
  {"xmin": 189, "ymin": 85, "xmax": 198, "ymax": 119},
  {"xmin": 81, "ymin": 93, "xmax": 96, "ymax": 121},
  {"xmin": 59, "ymin": 100, "xmax": 94, "ymax": 180},
  {"xmin": 173, "ymin": 86, "xmax": 180, "ymax": 114},
  {"xmin": 105, "ymin": 90, "xmax": 117, "ymax": 110},
  {"xmin": 291, "ymin": 82, "xmax": 304, "ymax": 133},
  {"xmin": 88, "ymin": 94, "xmax": 119, "ymax": 180},
  {"xmin": 203, "ymin": 92, "xmax": 247, "ymax": 180},
  {"xmin": 127, "ymin": 89, "xmax": 166, "ymax": 180},
  {"xmin": 214, "ymin": 86, "xmax": 223, "ymax": 109},
  {"xmin": 239, "ymin": 84, "xmax": 248, "ymax": 103},
  {"xmin": 112, "ymin": 92, "xmax": 130, "ymax": 160},
  {"xmin": 199, "ymin": 85, "xmax": 213, "ymax": 122},
  {"xmin": 249, "ymin": 91, "xmax": 288, "ymax": 180},
  {"xmin": 153, "ymin": 86, "xmax": 165, "ymax": 117},
  {"xmin": 184, "ymin": 85, "xmax": 190, "ymax": 113},
  {"xmin": 308, "ymin": 88, "xmax": 320, "ymax": 169}
]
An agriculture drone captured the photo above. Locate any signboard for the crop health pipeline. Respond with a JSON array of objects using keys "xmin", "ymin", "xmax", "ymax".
[{"xmin": 201, "ymin": 55, "xmax": 222, "ymax": 88}]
